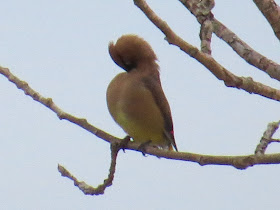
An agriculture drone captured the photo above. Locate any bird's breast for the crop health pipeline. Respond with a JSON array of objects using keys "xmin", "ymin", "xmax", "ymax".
[{"xmin": 106, "ymin": 72, "xmax": 165, "ymax": 143}]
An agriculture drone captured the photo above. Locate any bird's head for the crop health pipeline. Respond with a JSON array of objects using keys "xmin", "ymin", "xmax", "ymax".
[{"xmin": 109, "ymin": 34, "xmax": 157, "ymax": 72}]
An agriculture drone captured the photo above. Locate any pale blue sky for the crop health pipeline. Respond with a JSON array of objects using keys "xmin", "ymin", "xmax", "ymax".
[{"xmin": 1, "ymin": 0, "xmax": 280, "ymax": 209}]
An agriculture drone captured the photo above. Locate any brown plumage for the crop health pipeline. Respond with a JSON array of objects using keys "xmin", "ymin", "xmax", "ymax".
[{"xmin": 106, "ymin": 34, "xmax": 177, "ymax": 151}]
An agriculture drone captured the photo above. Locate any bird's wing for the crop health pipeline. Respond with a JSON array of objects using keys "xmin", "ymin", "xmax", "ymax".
[{"xmin": 142, "ymin": 75, "xmax": 178, "ymax": 151}]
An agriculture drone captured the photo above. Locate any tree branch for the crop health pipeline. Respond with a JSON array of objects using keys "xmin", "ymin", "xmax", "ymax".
[
  {"xmin": 1, "ymin": 65, "xmax": 280, "ymax": 171},
  {"xmin": 253, "ymin": 0, "xmax": 280, "ymax": 41},
  {"xmin": 200, "ymin": 19, "xmax": 213, "ymax": 54},
  {"xmin": 58, "ymin": 142, "xmax": 120, "ymax": 195},
  {"xmin": 133, "ymin": 0, "xmax": 280, "ymax": 102},
  {"xmin": 179, "ymin": 0, "xmax": 280, "ymax": 81},
  {"xmin": 0, "ymin": 66, "xmax": 116, "ymax": 144},
  {"xmin": 255, "ymin": 121, "xmax": 280, "ymax": 155}
]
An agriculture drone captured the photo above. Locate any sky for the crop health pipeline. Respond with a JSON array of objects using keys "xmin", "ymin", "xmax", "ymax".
[{"xmin": 1, "ymin": 0, "xmax": 280, "ymax": 209}]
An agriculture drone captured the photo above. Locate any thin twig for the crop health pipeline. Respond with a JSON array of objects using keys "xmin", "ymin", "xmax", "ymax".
[
  {"xmin": 58, "ymin": 142, "xmax": 120, "ymax": 195},
  {"xmin": 270, "ymin": 138, "xmax": 280, "ymax": 143},
  {"xmin": 255, "ymin": 121, "xmax": 280, "ymax": 155}
]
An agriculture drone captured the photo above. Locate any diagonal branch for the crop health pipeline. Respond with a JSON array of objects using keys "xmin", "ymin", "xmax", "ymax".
[
  {"xmin": 0, "ymin": 66, "xmax": 117, "ymax": 144},
  {"xmin": 179, "ymin": 0, "xmax": 280, "ymax": 81},
  {"xmin": 212, "ymin": 18, "xmax": 280, "ymax": 81},
  {"xmin": 255, "ymin": 121, "xmax": 280, "ymax": 155},
  {"xmin": 134, "ymin": 0, "xmax": 280, "ymax": 102},
  {"xmin": 253, "ymin": 0, "xmax": 280, "ymax": 41}
]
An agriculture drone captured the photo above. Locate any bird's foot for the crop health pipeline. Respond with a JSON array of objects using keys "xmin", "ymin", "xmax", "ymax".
[
  {"xmin": 138, "ymin": 140, "xmax": 152, "ymax": 156},
  {"xmin": 119, "ymin": 135, "xmax": 131, "ymax": 152}
]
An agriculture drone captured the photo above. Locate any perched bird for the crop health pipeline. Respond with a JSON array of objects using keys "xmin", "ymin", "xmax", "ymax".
[{"xmin": 106, "ymin": 34, "xmax": 177, "ymax": 151}]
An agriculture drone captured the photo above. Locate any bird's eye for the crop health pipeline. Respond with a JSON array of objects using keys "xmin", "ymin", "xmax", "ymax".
[{"xmin": 124, "ymin": 61, "xmax": 136, "ymax": 71}]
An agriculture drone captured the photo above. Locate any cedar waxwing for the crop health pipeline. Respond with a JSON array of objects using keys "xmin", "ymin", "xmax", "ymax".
[{"xmin": 106, "ymin": 34, "xmax": 177, "ymax": 151}]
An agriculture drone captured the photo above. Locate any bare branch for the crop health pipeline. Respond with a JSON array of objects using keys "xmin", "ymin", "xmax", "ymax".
[
  {"xmin": 179, "ymin": 0, "xmax": 280, "ymax": 81},
  {"xmin": 253, "ymin": 0, "xmax": 280, "ymax": 41},
  {"xmin": 58, "ymin": 143, "xmax": 120, "ymax": 195},
  {"xmin": 2, "ymin": 66, "xmax": 280, "ymax": 170},
  {"xmin": 129, "ymin": 146, "xmax": 280, "ymax": 170},
  {"xmin": 188, "ymin": 0, "xmax": 215, "ymax": 54},
  {"xmin": 212, "ymin": 19, "xmax": 280, "ymax": 81},
  {"xmin": 200, "ymin": 19, "xmax": 213, "ymax": 54},
  {"xmin": 0, "ymin": 65, "xmax": 116, "ymax": 144},
  {"xmin": 133, "ymin": 0, "xmax": 280, "ymax": 102},
  {"xmin": 270, "ymin": 138, "xmax": 280, "ymax": 142},
  {"xmin": 255, "ymin": 121, "xmax": 280, "ymax": 155}
]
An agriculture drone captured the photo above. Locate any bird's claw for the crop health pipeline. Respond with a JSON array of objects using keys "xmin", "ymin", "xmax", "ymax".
[
  {"xmin": 119, "ymin": 135, "xmax": 131, "ymax": 152},
  {"xmin": 138, "ymin": 140, "xmax": 152, "ymax": 156}
]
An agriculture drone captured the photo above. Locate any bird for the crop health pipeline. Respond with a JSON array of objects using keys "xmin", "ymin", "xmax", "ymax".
[{"xmin": 106, "ymin": 34, "xmax": 177, "ymax": 151}]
